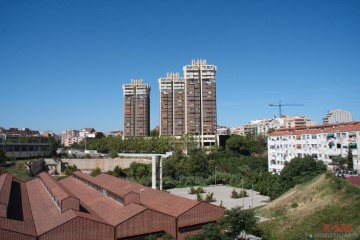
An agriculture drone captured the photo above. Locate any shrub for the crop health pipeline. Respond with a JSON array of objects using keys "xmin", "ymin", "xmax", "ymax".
[
  {"xmin": 205, "ymin": 192, "xmax": 216, "ymax": 202},
  {"xmin": 196, "ymin": 192, "xmax": 203, "ymax": 201},
  {"xmin": 231, "ymin": 189, "xmax": 248, "ymax": 199},
  {"xmin": 291, "ymin": 202, "xmax": 298, "ymax": 208},
  {"xmin": 189, "ymin": 186, "xmax": 206, "ymax": 194}
]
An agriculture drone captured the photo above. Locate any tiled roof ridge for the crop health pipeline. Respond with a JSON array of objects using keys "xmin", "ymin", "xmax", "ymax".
[
  {"xmin": 0, "ymin": 173, "xmax": 12, "ymax": 206},
  {"xmin": 38, "ymin": 172, "xmax": 80, "ymax": 212},
  {"xmin": 72, "ymin": 171, "xmax": 140, "ymax": 205},
  {"xmin": 269, "ymin": 121, "xmax": 360, "ymax": 136}
]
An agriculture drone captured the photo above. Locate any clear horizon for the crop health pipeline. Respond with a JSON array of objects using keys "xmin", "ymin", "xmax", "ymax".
[{"xmin": 1, "ymin": 0, "xmax": 359, "ymax": 134}]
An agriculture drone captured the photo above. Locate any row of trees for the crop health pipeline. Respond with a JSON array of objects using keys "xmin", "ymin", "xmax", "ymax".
[
  {"xmin": 69, "ymin": 135, "xmax": 198, "ymax": 154},
  {"xmin": 162, "ymin": 136, "xmax": 327, "ymax": 199},
  {"xmin": 62, "ymin": 134, "xmax": 327, "ymax": 201}
]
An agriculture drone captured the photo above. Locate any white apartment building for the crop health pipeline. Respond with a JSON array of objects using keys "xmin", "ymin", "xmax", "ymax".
[
  {"xmin": 60, "ymin": 130, "xmax": 80, "ymax": 147},
  {"xmin": 268, "ymin": 122, "xmax": 360, "ymax": 173},
  {"xmin": 282, "ymin": 115, "xmax": 316, "ymax": 128},
  {"xmin": 323, "ymin": 109, "xmax": 353, "ymax": 124},
  {"xmin": 233, "ymin": 115, "xmax": 312, "ymax": 137}
]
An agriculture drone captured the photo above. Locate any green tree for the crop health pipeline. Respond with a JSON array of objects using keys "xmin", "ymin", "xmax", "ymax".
[
  {"xmin": 348, "ymin": 148, "xmax": 354, "ymax": 169},
  {"xmin": 149, "ymin": 128, "xmax": 159, "ymax": 137},
  {"xmin": 332, "ymin": 156, "xmax": 348, "ymax": 169},
  {"xmin": 47, "ymin": 134, "xmax": 60, "ymax": 157},
  {"xmin": 0, "ymin": 149, "xmax": 9, "ymax": 164},
  {"xmin": 113, "ymin": 165, "xmax": 126, "ymax": 178},
  {"xmin": 130, "ymin": 162, "xmax": 151, "ymax": 179},
  {"xmin": 90, "ymin": 167, "xmax": 102, "ymax": 177},
  {"xmin": 70, "ymin": 142, "xmax": 81, "ymax": 149},
  {"xmin": 110, "ymin": 150, "xmax": 119, "ymax": 159},
  {"xmin": 226, "ymin": 135, "xmax": 250, "ymax": 155},
  {"xmin": 280, "ymin": 156, "xmax": 326, "ymax": 190},
  {"xmin": 219, "ymin": 207, "xmax": 261, "ymax": 239},
  {"xmin": 187, "ymin": 148, "xmax": 209, "ymax": 178},
  {"xmin": 185, "ymin": 223, "xmax": 230, "ymax": 240},
  {"xmin": 64, "ymin": 165, "xmax": 78, "ymax": 176}
]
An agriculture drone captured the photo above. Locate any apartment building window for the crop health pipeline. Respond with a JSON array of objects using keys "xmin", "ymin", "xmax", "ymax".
[
  {"xmin": 336, "ymin": 133, "xmax": 341, "ymax": 138},
  {"xmin": 297, "ymin": 153, "xmax": 302, "ymax": 158}
]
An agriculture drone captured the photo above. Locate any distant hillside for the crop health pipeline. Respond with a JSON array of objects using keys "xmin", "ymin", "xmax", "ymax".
[{"xmin": 257, "ymin": 173, "xmax": 360, "ymax": 240}]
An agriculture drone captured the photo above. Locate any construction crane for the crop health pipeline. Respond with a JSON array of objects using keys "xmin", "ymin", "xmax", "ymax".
[{"xmin": 269, "ymin": 101, "xmax": 304, "ymax": 117}]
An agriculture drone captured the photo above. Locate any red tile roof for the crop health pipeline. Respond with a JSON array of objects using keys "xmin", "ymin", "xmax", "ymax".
[
  {"xmin": 0, "ymin": 179, "xmax": 37, "ymax": 237},
  {"xmin": 38, "ymin": 172, "xmax": 71, "ymax": 202},
  {"xmin": 95, "ymin": 173, "xmax": 199, "ymax": 217},
  {"xmin": 0, "ymin": 173, "xmax": 12, "ymax": 206},
  {"xmin": 60, "ymin": 176, "xmax": 146, "ymax": 226},
  {"xmin": 26, "ymin": 178, "xmax": 77, "ymax": 235},
  {"xmin": 269, "ymin": 121, "xmax": 360, "ymax": 136}
]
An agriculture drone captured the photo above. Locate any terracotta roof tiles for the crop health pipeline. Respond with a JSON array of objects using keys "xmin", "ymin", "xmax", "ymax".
[
  {"xmin": 269, "ymin": 121, "xmax": 360, "ymax": 136},
  {"xmin": 95, "ymin": 173, "xmax": 198, "ymax": 217},
  {"xmin": 60, "ymin": 176, "xmax": 145, "ymax": 226}
]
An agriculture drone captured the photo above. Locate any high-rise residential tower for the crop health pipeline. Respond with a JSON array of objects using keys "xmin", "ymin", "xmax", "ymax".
[
  {"xmin": 123, "ymin": 79, "xmax": 151, "ymax": 137},
  {"xmin": 158, "ymin": 73, "xmax": 185, "ymax": 136},
  {"xmin": 323, "ymin": 109, "xmax": 353, "ymax": 124},
  {"xmin": 183, "ymin": 60, "xmax": 217, "ymax": 146},
  {"xmin": 158, "ymin": 60, "xmax": 217, "ymax": 146}
]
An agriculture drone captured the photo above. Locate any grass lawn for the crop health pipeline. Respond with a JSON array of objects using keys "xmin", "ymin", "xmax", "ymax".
[
  {"xmin": 4, "ymin": 160, "xmax": 36, "ymax": 181},
  {"xmin": 256, "ymin": 173, "xmax": 360, "ymax": 240}
]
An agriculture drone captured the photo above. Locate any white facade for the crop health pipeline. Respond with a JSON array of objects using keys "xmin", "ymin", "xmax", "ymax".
[
  {"xmin": 60, "ymin": 130, "xmax": 80, "ymax": 147},
  {"xmin": 323, "ymin": 109, "xmax": 353, "ymax": 124},
  {"xmin": 268, "ymin": 122, "xmax": 360, "ymax": 173},
  {"xmin": 233, "ymin": 115, "xmax": 315, "ymax": 137},
  {"xmin": 282, "ymin": 115, "xmax": 316, "ymax": 128}
]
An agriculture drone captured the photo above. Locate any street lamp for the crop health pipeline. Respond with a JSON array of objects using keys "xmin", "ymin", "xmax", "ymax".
[
  {"xmin": 214, "ymin": 166, "xmax": 217, "ymax": 186},
  {"xmin": 242, "ymin": 180, "xmax": 245, "ymax": 209}
]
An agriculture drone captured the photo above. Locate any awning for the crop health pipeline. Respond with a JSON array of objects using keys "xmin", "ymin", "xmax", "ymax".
[
  {"xmin": 327, "ymin": 133, "xmax": 335, "ymax": 137},
  {"xmin": 349, "ymin": 143, "xmax": 357, "ymax": 148}
]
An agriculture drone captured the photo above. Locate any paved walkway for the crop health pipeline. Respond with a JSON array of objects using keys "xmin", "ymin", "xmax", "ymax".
[{"xmin": 168, "ymin": 185, "xmax": 270, "ymax": 210}]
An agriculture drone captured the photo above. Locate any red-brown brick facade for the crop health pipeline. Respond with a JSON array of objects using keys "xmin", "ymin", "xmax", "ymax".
[{"xmin": 0, "ymin": 172, "xmax": 224, "ymax": 240}]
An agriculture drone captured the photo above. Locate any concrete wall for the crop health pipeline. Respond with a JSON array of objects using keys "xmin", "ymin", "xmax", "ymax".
[{"xmin": 66, "ymin": 158, "xmax": 151, "ymax": 173}]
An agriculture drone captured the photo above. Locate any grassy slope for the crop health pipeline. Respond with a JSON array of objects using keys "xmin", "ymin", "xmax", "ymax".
[
  {"xmin": 5, "ymin": 160, "xmax": 35, "ymax": 181},
  {"xmin": 257, "ymin": 173, "xmax": 360, "ymax": 240}
]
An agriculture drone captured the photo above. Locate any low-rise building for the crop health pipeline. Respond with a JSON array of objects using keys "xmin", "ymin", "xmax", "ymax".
[
  {"xmin": 61, "ymin": 128, "xmax": 103, "ymax": 147},
  {"xmin": 0, "ymin": 171, "xmax": 224, "ymax": 240},
  {"xmin": 0, "ymin": 127, "xmax": 41, "ymax": 142},
  {"xmin": 106, "ymin": 130, "xmax": 123, "ymax": 138},
  {"xmin": 232, "ymin": 115, "xmax": 316, "ymax": 137},
  {"xmin": 268, "ymin": 122, "xmax": 360, "ymax": 173}
]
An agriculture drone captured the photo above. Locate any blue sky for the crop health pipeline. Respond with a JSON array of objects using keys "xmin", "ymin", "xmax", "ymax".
[{"xmin": 1, "ymin": 0, "xmax": 359, "ymax": 133}]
